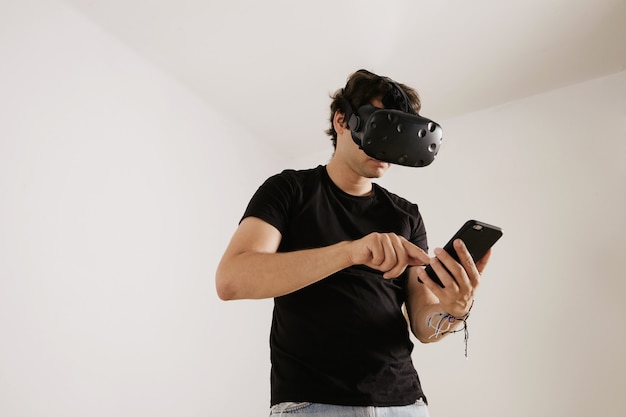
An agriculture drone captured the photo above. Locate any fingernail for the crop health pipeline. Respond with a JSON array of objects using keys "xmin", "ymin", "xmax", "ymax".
[{"xmin": 434, "ymin": 248, "xmax": 442, "ymax": 256}]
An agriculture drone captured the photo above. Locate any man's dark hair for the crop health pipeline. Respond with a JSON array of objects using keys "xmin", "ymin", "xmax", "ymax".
[{"xmin": 325, "ymin": 69, "xmax": 421, "ymax": 148}]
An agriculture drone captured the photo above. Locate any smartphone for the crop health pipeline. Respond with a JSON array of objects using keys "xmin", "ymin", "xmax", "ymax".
[{"xmin": 423, "ymin": 220, "xmax": 503, "ymax": 288}]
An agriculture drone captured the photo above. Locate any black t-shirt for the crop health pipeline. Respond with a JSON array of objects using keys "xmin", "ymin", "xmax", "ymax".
[{"xmin": 241, "ymin": 165, "xmax": 428, "ymax": 407}]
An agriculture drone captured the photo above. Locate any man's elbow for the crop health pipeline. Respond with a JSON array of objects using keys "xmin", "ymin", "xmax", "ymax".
[
  {"xmin": 215, "ymin": 269, "xmax": 239, "ymax": 301},
  {"xmin": 216, "ymin": 281, "xmax": 235, "ymax": 301}
]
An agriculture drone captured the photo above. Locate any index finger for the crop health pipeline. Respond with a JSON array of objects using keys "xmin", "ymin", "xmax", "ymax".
[{"xmin": 401, "ymin": 239, "xmax": 430, "ymax": 266}]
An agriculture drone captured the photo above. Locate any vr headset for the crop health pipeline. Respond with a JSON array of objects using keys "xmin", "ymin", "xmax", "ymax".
[{"xmin": 342, "ymin": 78, "xmax": 443, "ymax": 167}]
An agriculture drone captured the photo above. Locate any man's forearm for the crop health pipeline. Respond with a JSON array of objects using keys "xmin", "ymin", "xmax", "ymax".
[
  {"xmin": 406, "ymin": 266, "xmax": 467, "ymax": 343},
  {"xmin": 410, "ymin": 303, "xmax": 466, "ymax": 343},
  {"xmin": 216, "ymin": 241, "xmax": 353, "ymax": 300}
]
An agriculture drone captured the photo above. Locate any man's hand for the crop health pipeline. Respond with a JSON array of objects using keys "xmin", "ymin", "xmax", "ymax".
[
  {"xmin": 416, "ymin": 239, "xmax": 491, "ymax": 317},
  {"xmin": 347, "ymin": 232, "xmax": 430, "ymax": 279}
]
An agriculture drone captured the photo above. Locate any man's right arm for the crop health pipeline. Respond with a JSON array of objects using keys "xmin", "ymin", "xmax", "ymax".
[
  {"xmin": 215, "ymin": 217, "xmax": 429, "ymax": 300},
  {"xmin": 215, "ymin": 216, "xmax": 354, "ymax": 300}
]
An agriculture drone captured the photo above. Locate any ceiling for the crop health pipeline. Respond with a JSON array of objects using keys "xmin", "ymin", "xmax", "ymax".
[{"xmin": 63, "ymin": 0, "xmax": 626, "ymax": 158}]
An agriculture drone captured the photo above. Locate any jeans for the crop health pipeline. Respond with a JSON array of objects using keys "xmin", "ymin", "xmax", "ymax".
[{"xmin": 269, "ymin": 399, "xmax": 429, "ymax": 417}]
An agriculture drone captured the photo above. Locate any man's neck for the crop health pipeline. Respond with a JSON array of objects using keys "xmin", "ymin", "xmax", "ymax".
[{"xmin": 325, "ymin": 159, "xmax": 373, "ymax": 197}]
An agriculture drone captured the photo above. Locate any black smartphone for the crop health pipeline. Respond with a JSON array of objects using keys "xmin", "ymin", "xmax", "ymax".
[{"xmin": 423, "ymin": 220, "xmax": 503, "ymax": 288}]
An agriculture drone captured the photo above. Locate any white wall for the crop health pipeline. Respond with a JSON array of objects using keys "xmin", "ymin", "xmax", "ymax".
[
  {"xmin": 2, "ymin": 1, "xmax": 625, "ymax": 417},
  {"xmin": 0, "ymin": 0, "xmax": 279, "ymax": 416}
]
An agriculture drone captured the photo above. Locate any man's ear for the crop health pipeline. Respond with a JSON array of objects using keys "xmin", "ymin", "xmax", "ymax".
[{"xmin": 333, "ymin": 111, "xmax": 348, "ymax": 133}]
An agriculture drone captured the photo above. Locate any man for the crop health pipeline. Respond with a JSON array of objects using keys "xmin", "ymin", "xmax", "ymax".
[{"xmin": 216, "ymin": 69, "xmax": 491, "ymax": 416}]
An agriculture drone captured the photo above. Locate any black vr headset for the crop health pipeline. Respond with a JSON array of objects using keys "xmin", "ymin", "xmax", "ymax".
[{"xmin": 342, "ymin": 77, "xmax": 443, "ymax": 167}]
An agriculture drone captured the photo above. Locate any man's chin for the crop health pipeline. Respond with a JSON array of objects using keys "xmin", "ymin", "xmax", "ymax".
[
  {"xmin": 369, "ymin": 158, "xmax": 390, "ymax": 169},
  {"xmin": 364, "ymin": 158, "xmax": 391, "ymax": 177}
]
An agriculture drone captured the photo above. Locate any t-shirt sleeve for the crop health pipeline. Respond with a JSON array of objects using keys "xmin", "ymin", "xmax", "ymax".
[
  {"xmin": 240, "ymin": 171, "xmax": 297, "ymax": 235},
  {"xmin": 410, "ymin": 207, "xmax": 428, "ymax": 252}
]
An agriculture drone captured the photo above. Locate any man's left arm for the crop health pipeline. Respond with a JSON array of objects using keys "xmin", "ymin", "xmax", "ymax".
[{"xmin": 406, "ymin": 239, "xmax": 492, "ymax": 343}]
